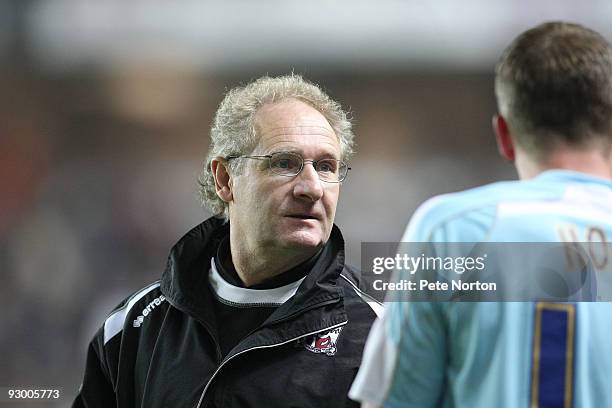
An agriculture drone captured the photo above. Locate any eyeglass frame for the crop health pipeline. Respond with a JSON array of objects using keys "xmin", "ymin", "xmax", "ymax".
[{"xmin": 225, "ymin": 151, "xmax": 351, "ymax": 183}]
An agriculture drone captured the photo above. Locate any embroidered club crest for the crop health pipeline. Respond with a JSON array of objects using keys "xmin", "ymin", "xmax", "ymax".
[{"xmin": 301, "ymin": 327, "xmax": 343, "ymax": 356}]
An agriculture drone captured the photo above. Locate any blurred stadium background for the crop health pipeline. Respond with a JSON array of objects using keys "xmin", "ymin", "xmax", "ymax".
[{"xmin": 2, "ymin": 1, "xmax": 612, "ymax": 406}]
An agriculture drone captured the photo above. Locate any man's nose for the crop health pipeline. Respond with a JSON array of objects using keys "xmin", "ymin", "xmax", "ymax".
[{"xmin": 293, "ymin": 162, "xmax": 324, "ymax": 202}]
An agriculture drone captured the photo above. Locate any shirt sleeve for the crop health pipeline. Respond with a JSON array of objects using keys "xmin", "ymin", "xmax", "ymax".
[
  {"xmin": 348, "ymin": 313, "xmax": 398, "ymax": 406},
  {"xmin": 350, "ymin": 198, "xmax": 453, "ymax": 407},
  {"xmin": 72, "ymin": 329, "xmax": 117, "ymax": 408}
]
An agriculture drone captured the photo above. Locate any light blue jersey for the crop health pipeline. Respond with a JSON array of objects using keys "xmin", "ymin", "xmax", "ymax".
[{"xmin": 350, "ymin": 170, "xmax": 612, "ymax": 408}]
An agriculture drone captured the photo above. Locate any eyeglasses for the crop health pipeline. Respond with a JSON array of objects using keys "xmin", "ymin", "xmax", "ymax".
[{"xmin": 226, "ymin": 151, "xmax": 350, "ymax": 183}]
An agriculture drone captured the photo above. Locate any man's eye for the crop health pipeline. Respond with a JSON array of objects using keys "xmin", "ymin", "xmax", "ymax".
[
  {"xmin": 275, "ymin": 159, "xmax": 290, "ymax": 169},
  {"xmin": 317, "ymin": 160, "xmax": 337, "ymax": 173},
  {"xmin": 271, "ymin": 156, "xmax": 300, "ymax": 170}
]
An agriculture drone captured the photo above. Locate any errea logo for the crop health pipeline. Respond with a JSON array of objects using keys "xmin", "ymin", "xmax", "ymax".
[{"xmin": 133, "ymin": 295, "xmax": 166, "ymax": 328}]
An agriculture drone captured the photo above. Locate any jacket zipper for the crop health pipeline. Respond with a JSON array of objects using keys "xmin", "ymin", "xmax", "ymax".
[{"xmin": 194, "ymin": 320, "xmax": 348, "ymax": 408}]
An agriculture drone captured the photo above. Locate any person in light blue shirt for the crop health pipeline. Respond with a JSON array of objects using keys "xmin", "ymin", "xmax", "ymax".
[{"xmin": 349, "ymin": 21, "xmax": 612, "ymax": 408}]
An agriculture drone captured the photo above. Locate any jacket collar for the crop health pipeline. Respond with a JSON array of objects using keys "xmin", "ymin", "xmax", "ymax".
[
  {"xmin": 209, "ymin": 257, "xmax": 307, "ymax": 306},
  {"xmin": 160, "ymin": 217, "xmax": 346, "ymax": 328}
]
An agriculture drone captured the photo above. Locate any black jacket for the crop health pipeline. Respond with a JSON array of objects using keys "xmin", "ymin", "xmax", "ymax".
[{"xmin": 73, "ymin": 217, "xmax": 380, "ymax": 408}]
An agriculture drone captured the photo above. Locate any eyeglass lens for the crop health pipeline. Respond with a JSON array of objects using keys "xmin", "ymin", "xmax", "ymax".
[{"xmin": 268, "ymin": 152, "xmax": 346, "ymax": 182}]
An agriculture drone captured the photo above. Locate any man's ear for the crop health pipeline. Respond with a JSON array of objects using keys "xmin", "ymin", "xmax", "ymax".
[
  {"xmin": 211, "ymin": 158, "xmax": 233, "ymax": 203},
  {"xmin": 493, "ymin": 114, "xmax": 515, "ymax": 161}
]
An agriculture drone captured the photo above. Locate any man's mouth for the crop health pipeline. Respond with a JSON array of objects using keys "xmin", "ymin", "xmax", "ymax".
[{"xmin": 286, "ymin": 214, "xmax": 320, "ymax": 221}]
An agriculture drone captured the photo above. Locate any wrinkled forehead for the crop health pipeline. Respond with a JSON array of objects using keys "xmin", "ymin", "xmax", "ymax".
[
  {"xmin": 255, "ymin": 126, "xmax": 341, "ymax": 158},
  {"xmin": 258, "ymin": 124, "xmax": 336, "ymax": 139},
  {"xmin": 254, "ymin": 99, "xmax": 334, "ymax": 132},
  {"xmin": 253, "ymin": 100, "xmax": 340, "ymax": 154}
]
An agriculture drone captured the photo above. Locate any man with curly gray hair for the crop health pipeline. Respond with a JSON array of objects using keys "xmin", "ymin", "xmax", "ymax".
[
  {"xmin": 74, "ymin": 74, "xmax": 380, "ymax": 408},
  {"xmin": 200, "ymin": 74, "xmax": 355, "ymax": 219}
]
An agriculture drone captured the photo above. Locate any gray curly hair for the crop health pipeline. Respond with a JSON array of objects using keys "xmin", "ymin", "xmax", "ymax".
[{"xmin": 198, "ymin": 74, "xmax": 355, "ymax": 219}]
